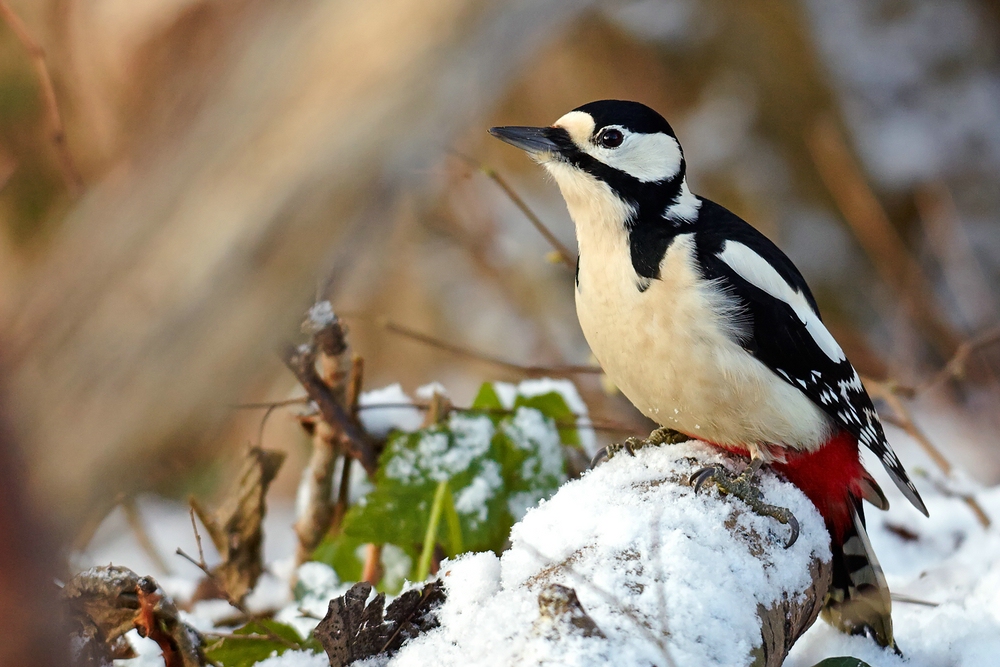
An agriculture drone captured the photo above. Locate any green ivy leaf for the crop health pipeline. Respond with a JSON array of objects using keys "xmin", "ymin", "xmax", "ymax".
[
  {"xmin": 327, "ymin": 383, "xmax": 576, "ymax": 577},
  {"xmin": 809, "ymin": 658, "xmax": 874, "ymax": 667},
  {"xmin": 205, "ymin": 620, "xmax": 307, "ymax": 667},
  {"xmin": 342, "ymin": 414, "xmax": 510, "ymax": 558},
  {"xmin": 471, "ymin": 382, "xmax": 505, "ymax": 412}
]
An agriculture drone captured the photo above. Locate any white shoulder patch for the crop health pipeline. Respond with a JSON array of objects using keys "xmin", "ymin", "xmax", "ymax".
[
  {"xmin": 663, "ymin": 179, "xmax": 701, "ymax": 223},
  {"xmin": 717, "ymin": 240, "xmax": 846, "ymax": 363}
]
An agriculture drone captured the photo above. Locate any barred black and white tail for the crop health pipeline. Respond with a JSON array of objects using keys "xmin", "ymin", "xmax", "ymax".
[{"xmin": 821, "ymin": 499, "xmax": 896, "ymax": 649}]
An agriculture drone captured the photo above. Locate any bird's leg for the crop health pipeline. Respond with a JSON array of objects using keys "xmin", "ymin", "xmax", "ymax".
[
  {"xmin": 590, "ymin": 427, "xmax": 688, "ymax": 468},
  {"xmin": 689, "ymin": 454, "xmax": 800, "ymax": 548}
]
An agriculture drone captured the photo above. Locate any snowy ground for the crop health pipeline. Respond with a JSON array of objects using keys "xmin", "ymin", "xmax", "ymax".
[{"xmin": 78, "ymin": 387, "xmax": 1000, "ymax": 667}]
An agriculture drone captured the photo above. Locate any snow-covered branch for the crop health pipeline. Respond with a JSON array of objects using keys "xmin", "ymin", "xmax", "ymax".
[{"xmin": 389, "ymin": 441, "xmax": 832, "ymax": 667}]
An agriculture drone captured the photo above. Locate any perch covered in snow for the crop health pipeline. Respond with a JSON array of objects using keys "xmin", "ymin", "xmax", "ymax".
[{"xmin": 385, "ymin": 440, "xmax": 832, "ymax": 667}]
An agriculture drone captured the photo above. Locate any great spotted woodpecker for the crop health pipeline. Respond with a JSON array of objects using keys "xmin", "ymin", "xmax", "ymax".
[{"xmin": 490, "ymin": 100, "xmax": 928, "ymax": 649}]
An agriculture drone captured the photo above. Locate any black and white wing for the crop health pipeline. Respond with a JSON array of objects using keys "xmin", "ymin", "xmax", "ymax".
[{"xmin": 693, "ymin": 200, "xmax": 928, "ymax": 516}]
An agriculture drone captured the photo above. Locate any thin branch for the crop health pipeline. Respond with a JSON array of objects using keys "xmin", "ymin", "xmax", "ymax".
[
  {"xmin": 176, "ymin": 537, "xmax": 298, "ymax": 650},
  {"xmin": 122, "ymin": 498, "xmax": 171, "ymax": 575},
  {"xmin": 917, "ymin": 323, "xmax": 1000, "ymax": 395},
  {"xmin": 807, "ymin": 116, "xmax": 961, "ymax": 358},
  {"xmin": 235, "ymin": 398, "xmax": 642, "ymax": 436},
  {"xmin": 914, "ymin": 183, "xmax": 999, "ymax": 327},
  {"xmin": 281, "ymin": 343, "xmax": 378, "ymax": 475},
  {"xmin": 189, "ymin": 507, "xmax": 206, "ymax": 565},
  {"xmin": 231, "ymin": 397, "xmax": 311, "ymax": 410},
  {"xmin": 0, "ymin": 1, "xmax": 83, "ymax": 195},
  {"xmin": 380, "ymin": 318, "xmax": 601, "ymax": 377},
  {"xmin": 891, "ymin": 593, "xmax": 938, "ymax": 608},
  {"xmin": 450, "ymin": 151, "xmax": 576, "ymax": 270}
]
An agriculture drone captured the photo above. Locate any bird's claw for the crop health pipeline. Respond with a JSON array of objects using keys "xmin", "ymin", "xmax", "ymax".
[
  {"xmin": 590, "ymin": 428, "xmax": 687, "ymax": 468},
  {"xmin": 688, "ymin": 463, "xmax": 800, "ymax": 548}
]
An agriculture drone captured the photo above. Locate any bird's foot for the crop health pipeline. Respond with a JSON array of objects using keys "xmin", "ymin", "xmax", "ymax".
[
  {"xmin": 689, "ymin": 460, "xmax": 800, "ymax": 548},
  {"xmin": 590, "ymin": 427, "xmax": 688, "ymax": 468}
]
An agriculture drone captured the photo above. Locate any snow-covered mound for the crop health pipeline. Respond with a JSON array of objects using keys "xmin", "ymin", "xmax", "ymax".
[{"xmin": 388, "ymin": 441, "xmax": 831, "ymax": 667}]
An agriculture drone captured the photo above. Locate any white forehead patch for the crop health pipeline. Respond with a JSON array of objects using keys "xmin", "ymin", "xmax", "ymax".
[
  {"xmin": 553, "ymin": 111, "xmax": 684, "ymax": 183},
  {"xmin": 554, "ymin": 111, "xmax": 596, "ymax": 146}
]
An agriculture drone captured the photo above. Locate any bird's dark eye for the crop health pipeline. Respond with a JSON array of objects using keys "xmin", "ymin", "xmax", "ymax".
[{"xmin": 597, "ymin": 128, "xmax": 624, "ymax": 148}]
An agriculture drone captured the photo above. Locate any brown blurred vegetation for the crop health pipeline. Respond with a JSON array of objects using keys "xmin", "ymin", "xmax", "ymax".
[{"xmin": 0, "ymin": 0, "xmax": 999, "ymax": 585}]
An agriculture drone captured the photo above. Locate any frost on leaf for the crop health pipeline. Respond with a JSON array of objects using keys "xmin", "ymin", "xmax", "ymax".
[{"xmin": 332, "ymin": 382, "xmax": 574, "ymax": 581}]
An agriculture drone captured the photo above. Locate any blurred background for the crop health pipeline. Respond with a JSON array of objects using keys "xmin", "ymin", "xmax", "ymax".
[{"xmin": 1, "ymin": 0, "xmax": 999, "ymax": 660}]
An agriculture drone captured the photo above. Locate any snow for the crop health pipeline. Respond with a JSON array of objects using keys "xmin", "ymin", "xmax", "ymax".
[
  {"xmin": 253, "ymin": 651, "xmax": 329, "ymax": 667},
  {"xmin": 115, "ymin": 631, "xmax": 164, "ymax": 667},
  {"xmin": 383, "ymin": 413, "xmax": 495, "ymax": 483},
  {"xmin": 86, "ymin": 396, "xmax": 1000, "ymax": 667},
  {"xmin": 493, "ymin": 378, "xmax": 598, "ymax": 455},
  {"xmin": 389, "ymin": 441, "xmax": 830, "ymax": 667},
  {"xmin": 356, "ymin": 384, "xmax": 423, "ymax": 437},
  {"xmin": 786, "ymin": 483, "xmax": 1000, "ymax": 667},
  {"xmin": 305, "ymin": 301, "xmax": 337, "ymax": 330},
  {"xmin": 414, "ymin": 382, "xmax": 449, "ymax": 400},
  {"xmin": 453, "ymin": 460, "xmax": 504, "ymax": 524}
]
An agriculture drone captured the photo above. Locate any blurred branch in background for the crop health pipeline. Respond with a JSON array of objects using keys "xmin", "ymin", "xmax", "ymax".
[
  {"xmin": 0, "ymin": 0, "xmax": 598, "ymax": 531},
  {"xmin": 0, "ymin": 0, "xmax": 997, "ymax": 563},
  {"xmin": 380, "ymin": 318, "xmax": 601, "ymax": 378},
  {"xmin": 449, "ymin": 151, "xmax": 577, "ymax": 270},
  {"xmin": 807, "ymin": 116, "xmax": 963, "ymax": 360},
  {"xmin": 0, "ymin": 0, "xmax": 81, "ymax": 195}
]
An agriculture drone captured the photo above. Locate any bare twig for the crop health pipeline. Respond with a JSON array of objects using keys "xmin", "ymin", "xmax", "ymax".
[
  {"xmin": 330, "ymin": 356, "xmax": 364, "ymax": 533},
  {"xmin": 917, "ymin": 324, "xmax": 1000, "ymax": 395},
  {"xmin": 0, "ymin": 1, "xmax": 83, "ymax": 195},
  {"xmin": 892, "ymin": 593, "xmax": 938, "ymax": 607},
  {"xmin": 176, "ymin": 538, "xmax": 298, "ymax": 650},
  {"xmin": 294, "ymin": 420, "xmax": 339, "ymax": 566},
  {"xmin": 451, "ymin": 151, "xmax": 576, "ymax": 270},
  {"xmin": 282, "ymin": 342, "xmax": 378, "ymax": 475},
  {"xmin": 122, "ymin": 498, "xmax": 171, "ymax": 575},
  {"xmin": 188, "ymin": 507, "xmax": 206, "ymax": 565},
  {"xmin": 915, "ymin": 183, "xmax": 999, "ymax": 328},
  {"xmin": 362, "ymin": 543, "xmax": 383, "ymax": 586},
  {"xmin": 380, "ymin": 318, "xmax": 601, "ymax": 377},
  {"xmin": 807, "ymin": 116, "xmax": 961, "ymax": 358},
  {"xmin": 294, "ymin": 316, "xmax": 361, "ymax": 567},
  {"xmin": 331, "ymin": 452, "xmax": 353, "ymax": 533},
  {"xmin": 865, "ymin": 379, "xmax": 991, "ymax": 528},
  {"xmin": 231, "ymin": 397, "xmax": 311, "ymax": 410}
]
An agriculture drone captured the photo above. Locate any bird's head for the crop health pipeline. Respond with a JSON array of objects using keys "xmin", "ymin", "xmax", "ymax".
[{"xmin": 490, "ymin": 100, "xmax": 696, "ymax": 229}]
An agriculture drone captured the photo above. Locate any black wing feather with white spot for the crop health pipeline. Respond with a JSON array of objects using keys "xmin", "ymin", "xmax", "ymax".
[{"xmin": 692, "ymin": 200, "xmax": 928, "ymax": 516}]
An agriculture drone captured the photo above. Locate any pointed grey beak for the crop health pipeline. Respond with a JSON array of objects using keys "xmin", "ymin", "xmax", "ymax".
[{"xmin": 489, "ymin": 126, "xmax": 561, "ymax": 154}]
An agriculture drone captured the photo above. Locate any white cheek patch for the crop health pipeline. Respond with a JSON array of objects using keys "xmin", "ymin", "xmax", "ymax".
[
  {"xmin": 596, "ymin": 131, "xmax": 683, "ymax": 183},
  {"xmin": 717, "ymin": 240, "xmax": 846, "ymax": 363},
  {"xmin": 553, "ymin": 112, "xmax": 684, "ymax": 184}
]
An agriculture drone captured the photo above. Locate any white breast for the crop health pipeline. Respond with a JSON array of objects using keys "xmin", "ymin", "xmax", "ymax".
[{"xmin": 553, "ymin": 168, "xmax": 831, "ymax": 456}]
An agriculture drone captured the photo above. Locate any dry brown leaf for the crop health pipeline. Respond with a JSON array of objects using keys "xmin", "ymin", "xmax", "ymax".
[{"xmin": 189, "ymin": 447, "xmax": 285, "ymax": 602}]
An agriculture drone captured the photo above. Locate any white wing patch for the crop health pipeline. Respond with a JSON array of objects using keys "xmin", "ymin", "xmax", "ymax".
[{"xmin": 717, "ymin": 240, "xmax": 846, "ymax": 363}]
